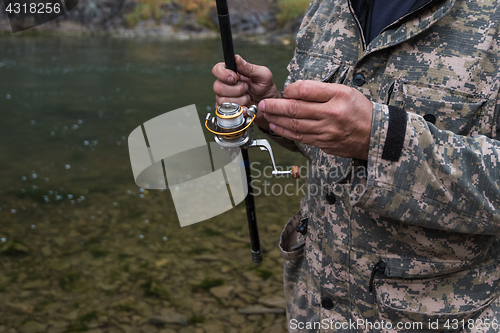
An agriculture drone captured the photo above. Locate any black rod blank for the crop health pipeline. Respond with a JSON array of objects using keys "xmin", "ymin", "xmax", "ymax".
[
  {"xmin": 215, "ymin": 0, "xmax": 263, "ymax": 263},
  {"xmin": 216, "ymin": 0, "xmax": 237, "ymax": 73}
]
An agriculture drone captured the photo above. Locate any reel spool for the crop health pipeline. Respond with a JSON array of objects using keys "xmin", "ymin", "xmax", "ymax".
[
  {"xmin": 205, "ymin": 103, "xmax": 300, "ymax": 179},
  {"xmin": 205, "ymin": 103, "xmax": 256, "ymax": 149}
]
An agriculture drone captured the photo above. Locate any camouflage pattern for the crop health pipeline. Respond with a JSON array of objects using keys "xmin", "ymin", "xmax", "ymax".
[{"xmin": 276, "ymin": 0, "xmax": 500, "ymax": 331}]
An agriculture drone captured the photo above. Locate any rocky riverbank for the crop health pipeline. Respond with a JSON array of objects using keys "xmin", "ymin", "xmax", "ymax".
[{"xmin": 0, "ymin": 0, "xmax": 305, "ymax": 40}]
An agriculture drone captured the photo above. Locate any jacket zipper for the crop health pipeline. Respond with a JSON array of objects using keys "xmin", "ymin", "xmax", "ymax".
[
  {"xmin": 348, "ymin": 0, "xmax": 367, "ymax": 52},
  {"xmin": 338, "ymin": 70, "xmax": 348, "ymax": 85},
  {"xmin": 386, "ymin": 81, "xmax": 395, "ymax": 104}
]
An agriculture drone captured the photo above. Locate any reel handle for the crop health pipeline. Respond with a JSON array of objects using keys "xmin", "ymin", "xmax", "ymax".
[{"xmin": 272, "ymin": 166, "xmax": 300, "ymax": 179}]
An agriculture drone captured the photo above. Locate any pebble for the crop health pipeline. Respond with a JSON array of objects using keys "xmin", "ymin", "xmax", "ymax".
[
  {"xmin": 229, "ymin": 314, "xmax": 246, "ymax": 326},
  {"xmin": 209, "ymin": 285, "xmax": 234, "ymax": 299},
  {"xmin": 238, "ymin": 306, "xmax": 285, "ymax": 315},
  {"xmin": 258, "ymin": 296, "xmax": 287, "ymax": 309},
  {"xmin": 154, "ymin": 258, "xmax": 170, "ymax": 267},
  {"xmin": 21, "ymin": 321, "xmax": 47, "ymax": 333},
  {"xmin": 193, "ymin": 254, "xmax": 221, "ymax": 261},
  {"xmin": 149, "ymin": 313, "xmax": 188, "ymax": 326},
  {"xmin": 158, "ymin": 329, "xmax": 177, "ymax": 333},
  {"xmin": 6, "ymin": 303, "xmax": 34, "ymax": 314}
]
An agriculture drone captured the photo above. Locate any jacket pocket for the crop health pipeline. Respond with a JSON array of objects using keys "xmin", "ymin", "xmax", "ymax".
[
  {"xmin": 280, "ymin": 210, "xmax": 308, "ymax": 317},
  {"xmin": 287, "ymin": 50, "xmax": 342, "ymax": 83},
  {"xmin": 280, "ymin": 210, "xmax": 306, "ymax": 260},
  {"xmin": 375, "ymin": 259, "xmax": 500, "ymax": 331},
  {"xmin": 280, "ymin": 210, "xmax": 306, "ymax": 282},
  {"xmin": 400, "ymin": 81, "xmax": 487, "ymax": 135}
]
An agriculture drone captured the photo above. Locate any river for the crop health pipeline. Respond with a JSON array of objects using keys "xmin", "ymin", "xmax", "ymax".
[{"xmin": 0, "ymin": 35, "xmax": 306, "ymax": 332}]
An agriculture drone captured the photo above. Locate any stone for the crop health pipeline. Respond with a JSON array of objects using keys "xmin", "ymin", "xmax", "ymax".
[
  {"xmin": 118, "ymin": 325, "xmax": 134, "ymax": 333},
  {"xmin": 239, "ymin": 322, "xmax": 261, "ymax": 333},
  {"xmin": 6, "ymin": 302, "xmax": 34, "ymax": 314},
  {"xmin": 220, "ymin": 266, "xmax": 232, "ymax": 273},
  {"xmin": 263, "ymin": 323, "xmax": 286, "ymax": 333},
  {"xmin": 266, "ymin": 225, "xmax": 283, "ymax": 233},
  {"xmin": 158, "ymin": 330, "xmax": 176, "ymax": 333},
  {"xmin": 154, "ymin": 258, "xmax": 170, "ymax": 267},
  {"xmin": 1, "ymin": 241, "xmax": 28, "ymax": 255},
  {"xmin": 47, "ymin": 327, "xmax": 66, "ymax": 333},
  {"xmin": 243, "ymin": 272, "xmax": 261, "ymax": 282},
  {"xmin": 179, "ymin": 328, "xmax": 196, "ymax": 333},
  {"xmin": 236, "ymin": 292, "xmax": 256, "ymax": 304},
  {"xmin": 268, "ymin": 248, "xmax": 282, "ymax": 259},
  {"xmin": 41, "ymin": 245, "xmax": 52, "ymax": 256},
  {"xmin": 229, "ymin": 314, "xmax": 246, "ymax": 326},
  {"xmin": 192, "ymin": 254, "xmax": 220, "ymax": 261},
  {"xmin": 258, "ymin": 296, "xmax": 286, "ymax": 309},
  {"xmin": 229, "ymin": 298, "xmax": 246, "ymax": 308},
  {"xmin": 203, "ymin": 322, "xmax": 225, "ymax": 333},
  {"xmin": 148, "ymin": 313, "xmax": 188, "ymax": 326},
  {"xmin": 238, "ymin": 307, "xmax": 285, "ymax": 315},
  {"xmin": 137, "ymin": 325, "xmax": 158, "ymax": 333},
  {"xmin": 20, "ymin": 321, "xmax": 47, "ymax": 333},
  {"xmin": 23, "ymin": 280, "xmax": 50, "ymax": 290},
  {"xmin": 209, "ymin": 285, "xmax": 234, "ymax": 299},
  {"xmin": 65, "ymin": 310, "xmax": 79, "ymax": 321}
]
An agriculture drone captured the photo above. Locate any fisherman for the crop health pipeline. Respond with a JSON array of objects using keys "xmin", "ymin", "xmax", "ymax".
[{"xmin": 213, "ymin": 0, "xmax": 500, "ymax": 331}]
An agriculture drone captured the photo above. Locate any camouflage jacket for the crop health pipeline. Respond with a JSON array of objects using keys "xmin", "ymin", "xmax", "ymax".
[{"xmin": 276, "ymin": 0, "xmax": 500, "ymax": 332}]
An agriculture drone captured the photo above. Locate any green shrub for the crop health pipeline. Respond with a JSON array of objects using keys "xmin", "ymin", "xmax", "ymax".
[{"xmin": 276, "ymin": 0, "xmax": 310, "ymax": 29}]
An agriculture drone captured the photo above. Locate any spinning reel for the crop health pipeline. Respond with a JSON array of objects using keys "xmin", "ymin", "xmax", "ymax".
[{"xmin": 205, "ymin": 102, "xmax": 300, "ymax": 179}]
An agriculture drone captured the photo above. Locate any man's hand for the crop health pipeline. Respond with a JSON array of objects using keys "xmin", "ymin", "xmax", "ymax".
[
  {"xmin": 259, "ymin": 80, "xmax": 373, "ymax": 160},
  {"xmin": 212, "ymin": 55, "xmax": 279, "ymax": 130}
]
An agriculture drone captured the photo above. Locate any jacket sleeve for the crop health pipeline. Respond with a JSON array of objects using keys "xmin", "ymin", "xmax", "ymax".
[{"xmin": 350, "ymin": 102, "xmax": 500, "ymax": 235}]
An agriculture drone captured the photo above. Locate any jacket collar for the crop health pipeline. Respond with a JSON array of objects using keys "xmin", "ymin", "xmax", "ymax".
[{"xmin": 363, "ymin": 0, "xmax": 457, "ymax": 56}]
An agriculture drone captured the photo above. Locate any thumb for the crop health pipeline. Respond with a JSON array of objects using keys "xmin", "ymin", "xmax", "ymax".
[{"xmin": 235, "ymin": 54, "xmax": 268, "ymax": 81}]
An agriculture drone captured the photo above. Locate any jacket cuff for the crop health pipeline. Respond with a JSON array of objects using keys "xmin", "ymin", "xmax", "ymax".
[
  {"xmin": 350, "ymin": 102, "xmax": 407, "ymax": 205},
  {"xmin": 382, "ymin": 106, "xmax": 407, "ymax": 161}
]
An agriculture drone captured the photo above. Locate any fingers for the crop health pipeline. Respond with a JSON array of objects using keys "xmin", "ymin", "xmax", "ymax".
[
  {"xmin": 212, "ymin": 62, "xmax": 238, "ymax": 85},
  {"xmin": 212, "ymin": 55, "xmax": 263, "ymax": 84},
  {"xmin": 213, "ymin": 79, "xmax": 248, "ymax": 97},
  {"xmin": 215, "ymin": 95, "xmax": 251, "ymax": 108},
  {"xmin": 235, "ymin": 54, "xmax": 274, "ymax": 84},
  {"xmin": 284, "ymin": 80, "xmax": 348, "ymax": 102},
  {"xmin": 213, "ymin": 57, "xmax": 250, "ymax": 106},
  {"xmin": 264, "ymin": 112, "xmax": 321, "ymax": 135},
  {"xmin": 267, "ymin": 122, "xmax": 324, "ymax": 146},
  {"xmin": 258, "ymin": 98, "xmax": 322, "ymax": 120}
]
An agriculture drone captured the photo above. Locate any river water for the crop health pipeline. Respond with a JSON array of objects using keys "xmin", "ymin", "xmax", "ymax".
[{"xmin": 0, "ymin": 36, "xmax": 306, "ymax": 331}]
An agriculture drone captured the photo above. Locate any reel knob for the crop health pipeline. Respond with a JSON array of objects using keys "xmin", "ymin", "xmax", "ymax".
[{"xmin": 291, "ymin": 166, "xmax": 300, "ymax": 179}]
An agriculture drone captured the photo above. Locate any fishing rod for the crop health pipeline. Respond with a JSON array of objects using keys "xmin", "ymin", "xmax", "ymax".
[
  {"xmin": 215, "ymin": 0, "xmax": 262, "ymax": 264},
  {"xmin": 209, "ymin": 0, "xmax": 300, "ymax": 263}
]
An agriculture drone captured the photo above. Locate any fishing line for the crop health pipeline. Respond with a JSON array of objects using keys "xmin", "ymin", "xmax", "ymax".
[{"xmin": 240, "ymin": 0, "xmax": 294, "ymax": 105}]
